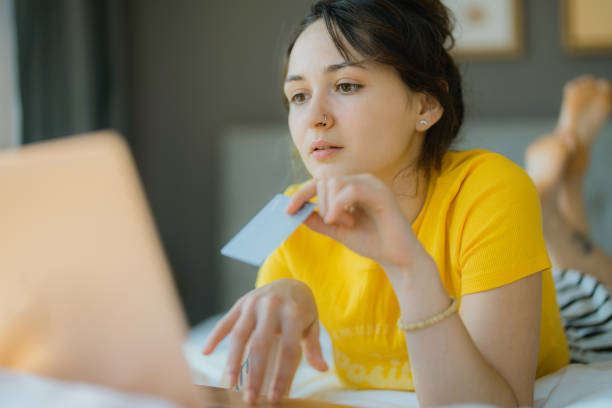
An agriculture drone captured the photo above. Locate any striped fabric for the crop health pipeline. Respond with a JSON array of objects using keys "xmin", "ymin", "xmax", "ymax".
[{"xmin": 553, "ymin": 269, "xmax": 612, "ymax": 363}]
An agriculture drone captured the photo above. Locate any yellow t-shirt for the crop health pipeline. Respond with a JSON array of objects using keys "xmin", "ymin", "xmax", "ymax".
[{"xmin": 255, "ymin": 150, "xmax": 569, "ymax": 391}]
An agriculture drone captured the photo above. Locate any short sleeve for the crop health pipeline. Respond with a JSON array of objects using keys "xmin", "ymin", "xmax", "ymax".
[{"xmin": 454, "ymin": 155, "xmax": 551, "ymax": 295}]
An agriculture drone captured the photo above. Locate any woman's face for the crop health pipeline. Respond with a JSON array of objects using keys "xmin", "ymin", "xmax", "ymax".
[{"xmin": 284, "ymin": 19, "xmax": 425, "ymax": 183}]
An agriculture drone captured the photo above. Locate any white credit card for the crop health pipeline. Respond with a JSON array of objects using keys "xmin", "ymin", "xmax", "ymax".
[{"xmin": 220, "ymin": 194, "xmax": 316, "ymax": 267}]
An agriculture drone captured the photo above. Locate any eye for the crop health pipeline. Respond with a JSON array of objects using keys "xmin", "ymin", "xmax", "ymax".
[
  {"xmin": 290, "ymin": 92, "xmax": 309, "ymax": 105},
  {"xmin": 336, "ymin": 83, "xmax": 362, "ymax": 94}
]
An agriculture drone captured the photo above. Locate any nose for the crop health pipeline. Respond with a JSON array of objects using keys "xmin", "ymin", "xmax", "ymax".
[
  {"xmin": 307, "ymin": 90, "xmax": 334, "ymax": 130},
  {"xmin": 316, "ymin": 114, "xmax": 328, "ymax": 128}
]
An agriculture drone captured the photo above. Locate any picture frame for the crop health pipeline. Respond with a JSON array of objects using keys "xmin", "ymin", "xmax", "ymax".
[
  {"xmin": 443, "ymin": 0, "xmax": 524, "ymax": 59},
  {"xmin": 562, "ymin": 0, "xmax": 612, "ymax": 54}
]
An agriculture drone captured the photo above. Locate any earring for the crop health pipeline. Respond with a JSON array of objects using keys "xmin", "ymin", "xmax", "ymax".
[{"xmin": 419, "ymin": 119, "xmax": 428, "ymax": 126}]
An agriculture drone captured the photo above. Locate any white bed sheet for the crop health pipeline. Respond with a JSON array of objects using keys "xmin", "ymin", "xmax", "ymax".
[
  {"xmin": 3, "ymin": 314, "xmax": 610, "ymax": 408},
  {"xmin": 0, "ymin": 370, "xmax": 178, "ymax": 408},
  {"xmin": 186, "ymin": 314, "xmax": 612, "ymax": 408}
]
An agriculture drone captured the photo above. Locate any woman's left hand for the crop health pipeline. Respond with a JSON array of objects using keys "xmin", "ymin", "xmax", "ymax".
[{"xmin": 285, "ymin": 174, "xmax": 428, "ymax": 272}]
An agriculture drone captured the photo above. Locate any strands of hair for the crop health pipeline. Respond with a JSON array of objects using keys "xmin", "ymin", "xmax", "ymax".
[{"xmin": 282, "ymin": 0, "xmax": 465, "ymax": 175}]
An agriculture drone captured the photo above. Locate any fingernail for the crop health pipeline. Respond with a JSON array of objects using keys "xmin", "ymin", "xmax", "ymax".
[
  {"xmin": 227, "ymin": 372, "xmax": 236, "ymax": 387},
  {"xmin": 245, "ymin": 390, "xmax": 256, "ymax": 403},
  {"xmin": 269, "ymin": 391, "xmax": 281, "ymax": 402}
]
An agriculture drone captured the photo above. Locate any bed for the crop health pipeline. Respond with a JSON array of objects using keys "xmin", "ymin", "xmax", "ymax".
[
  {"xmin": 185, "ymin": 313, "xmax": 612, "ymax": 408},
  {"xmin": 193, "ymin": 120, "xmax": 612, "ymax": 407},
  {"xmin": 2, "ymin": 322, "xmax": 611, "ymax": 408},
  {"xmin": 2, "ymin": 121, "xmax": 610, "ymax": 407}
]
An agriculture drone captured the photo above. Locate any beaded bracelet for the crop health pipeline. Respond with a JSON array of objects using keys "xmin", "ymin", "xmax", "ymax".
[{"xmin": 397, "ymin": 296, "xmax": 459, "ymax": 331}]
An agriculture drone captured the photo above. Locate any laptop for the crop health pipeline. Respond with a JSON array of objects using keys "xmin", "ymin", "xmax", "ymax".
[{"xmin": 0, "ymin": 131, "xmax": 350, "ymax": 407}]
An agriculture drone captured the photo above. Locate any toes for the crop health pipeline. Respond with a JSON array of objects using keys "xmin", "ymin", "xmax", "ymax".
[
  {"xmin": 596, "ymin": 79, "xmax": 612, "ymax": 107},
  {"xmin": 564, "ymin": 75, "xmax": 594, "ymax": 93}
]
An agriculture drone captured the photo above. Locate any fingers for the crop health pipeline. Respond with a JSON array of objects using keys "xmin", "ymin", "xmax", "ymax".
[
  {"xmin": 300, "ymin": 174, "xmax": 383, "ymax": 212},
  {"xmin": 324, "ymin": 178, "xmax": 340, "ymax": 222},
  {"xmin": 207, "ymin": 280, "xmax": 320, "ymax": 403},
  {"xmin": 304, "ymin": 212, "xmax": 346, "ymax": 242},
  {"xmin": 324, "ymin": 182, "xmax": 360, "ymax": 225},
  {"xmin": 301, "ymin": 321, "xmax": 329, "ymax": 372},
  {"xmin": 202, "ymin": 298, "xmax": 245, "ymax": 355},
  {"xmin": 320, "ymin": 178, "xmax": 355, "ymax": 227},
  {"xmin": 269, "ymin": 310, "xmax": 302, "ymax": 402},
  {"xmin": 317, "ymin": 179, "xmax": 327, "ymax": 219},
  {"xmin": 244, "ymin": 299, "xmax": 280, "ymax": 402},
  {"xmin": 286, "ymin": 179, "xmax": 317, "ymax": 214},
  {"xmin": 286, "ymin": 175, "xmax": 383, "ymax": 224},
  {"xmin": 225, "ymin": 306, "xmax": 256, "ymax": 388}
]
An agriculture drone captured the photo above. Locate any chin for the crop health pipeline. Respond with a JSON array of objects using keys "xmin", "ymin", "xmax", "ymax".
[{"xmin": 307, "ymin": 165, "xmax": 356, "ymax": 180}]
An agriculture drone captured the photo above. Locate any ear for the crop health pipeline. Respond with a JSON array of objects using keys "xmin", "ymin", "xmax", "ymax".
[{"xmin": 415, "ymin": 93, "xmax": 444, "ymax": 132}]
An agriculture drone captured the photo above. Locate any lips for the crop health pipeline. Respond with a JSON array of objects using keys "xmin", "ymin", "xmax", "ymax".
[
  {"xmin": 309, "ymin": 139, "xmax": 343, "ymax": 154},
  {"xmin": 309, "ymin": 139, "xmax": 344, "ymax": 161},
  {"xmin": 311, "ymin": 147, "xmax": 342, "ymax": 160}
]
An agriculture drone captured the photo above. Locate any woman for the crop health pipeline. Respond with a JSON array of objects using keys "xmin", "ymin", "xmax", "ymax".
[{"xmin": 204, "ymin": 1, "xmax": 569, "ymax": 406}]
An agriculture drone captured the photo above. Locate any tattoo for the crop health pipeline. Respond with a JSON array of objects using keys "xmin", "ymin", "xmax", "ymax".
[
  {"xmin": 572, "ymin": 230, "xmax": 594, "ymax": 254},
  {"xmin": 235, "ymin": 351, "xmax": 251, "ymax": 391}
]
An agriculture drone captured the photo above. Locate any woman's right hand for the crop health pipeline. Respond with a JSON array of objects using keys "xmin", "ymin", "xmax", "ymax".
[{"xmin": 202, "ymin": 278, "xmax": 328, "ymax": 402}]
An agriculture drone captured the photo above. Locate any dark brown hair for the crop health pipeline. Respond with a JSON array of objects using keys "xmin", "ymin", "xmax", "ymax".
[{"xmin": 282, "ymin": 0, "xmax": 464, "ymax": 174}]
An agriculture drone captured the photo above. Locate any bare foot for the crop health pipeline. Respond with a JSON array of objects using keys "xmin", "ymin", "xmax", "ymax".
[
  {"xmin": 552, "ymin": 76, "xmax": 611, "ymax": 235},
  {"xmin": 524, "ymin": 134, "xmax": 569, "ymax": 201},
  {"xmin": 557, "ymin": 75, "xmax": 612, "ymax": 144},
  {"xmin": 556, "ymin": 76, "xmax": 612, "ymax": 175}
]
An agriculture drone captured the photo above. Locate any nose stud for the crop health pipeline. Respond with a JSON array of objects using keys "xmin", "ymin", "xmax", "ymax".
[{"xmin": 319, "ymin": 114, "xmax": 328, "ymax": 126}]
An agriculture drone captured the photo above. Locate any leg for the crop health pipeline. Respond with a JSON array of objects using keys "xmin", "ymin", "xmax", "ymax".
[
  {"xmin": 525, "ymin": 76, "xmax": 612, "ymax": 288},
  {"xmin": 539, "ymin": 200, "xmax": 612, "ymax": 288},
  {"xmin": 555, "ymin": 76, "xmax": 612, "ymax": 235}
]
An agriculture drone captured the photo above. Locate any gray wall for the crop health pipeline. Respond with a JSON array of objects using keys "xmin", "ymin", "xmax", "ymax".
[
  {"xmin": 461, "ymin": 1, "xmax": 612, "ymax": 118},
  {"xmin": 125, "ymin": 0, "xmax": 612, "ymax": 324},
  {"xmin": 126, "ymin": 0, "xmax": 313, "ymax": 324},
  {"xmin": 0, "ymin": 0, "xmax": 19, "ymax": 149}
]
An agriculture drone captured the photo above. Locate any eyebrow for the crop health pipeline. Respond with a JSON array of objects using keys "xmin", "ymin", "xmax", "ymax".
[{"xmin": 284, "ymin": 61, "xmax": 368, "ymax": 83}]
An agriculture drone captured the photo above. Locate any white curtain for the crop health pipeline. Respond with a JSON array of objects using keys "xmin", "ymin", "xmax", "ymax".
[{"xmin": 0, "ymin": 0, "xmax": 21, "ymax": 148}]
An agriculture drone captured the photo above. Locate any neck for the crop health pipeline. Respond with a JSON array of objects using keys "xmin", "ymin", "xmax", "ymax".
[
  {"xmin": 372, "ymin": 157, "xmax": 429, "ymax": 225},
  {"xmin": 376, "ymin": 136, "xmax": 429, "ymax": 225},
  {"xmin": 391, "ymin": 167, "xmax": 429, "ymax": 225}
]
